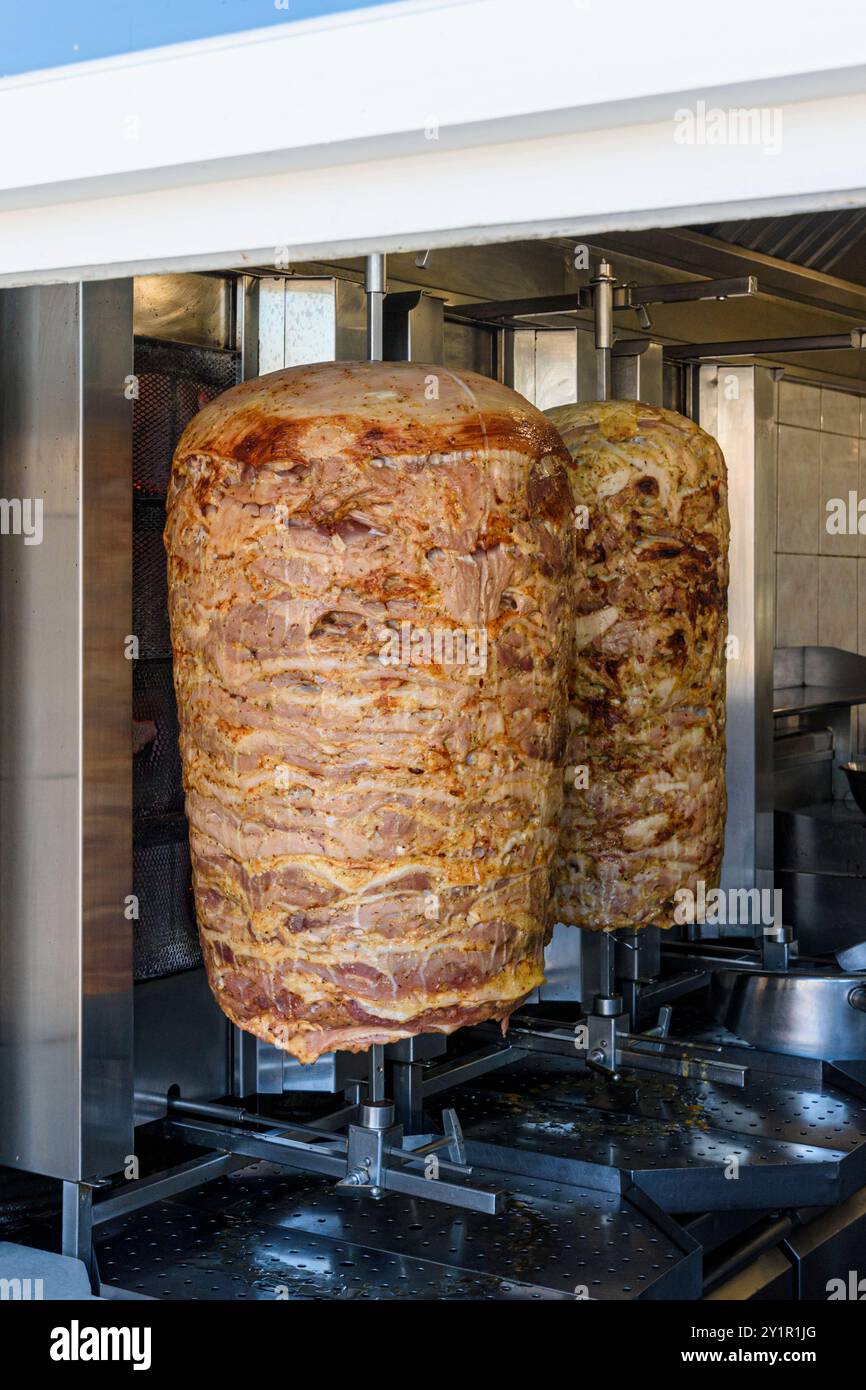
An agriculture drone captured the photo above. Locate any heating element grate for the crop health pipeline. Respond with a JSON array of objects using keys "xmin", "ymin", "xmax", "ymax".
[
  {"xmin": 131, "ymin": 334, "xmax": 240, "ymax": 982},
  {"xmin": 133, "ymin": 659, "xmax": 184, "ymax": 818},
  {"xmin": 133, "ymin": 339, "xmax": 239, "ymax": 497},
  {"xmin": 133, "ymin": 500, "xmax": 172, "ymax": 661},
  {"xmin": 133, "ymin": 818, "xmax": 202, "ymax": 982}
]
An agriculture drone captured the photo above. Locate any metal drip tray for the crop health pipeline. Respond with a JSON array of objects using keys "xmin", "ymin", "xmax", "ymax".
[
  {"xmin": 710, "ymin": 967, "xmax": 866, "ymax": 1060},
  {"xmin": 96, "ymin": 1161, "xmax": 698, "ymax": 1300},
  {"xmin": 427, "ymin": 1054, "xmax": 866, "ymax": 1213}
]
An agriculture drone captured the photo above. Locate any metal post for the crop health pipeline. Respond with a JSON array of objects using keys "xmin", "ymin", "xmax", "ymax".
[
  {"xmin": 580, "ymin": 927, "xmax": 617, "ymax": 1006},
  {"xmin": 62, "ymin": 1181, "xmax": 97, "ymax": 1292},
  {"xmin": 592, "ymin": 260, "xmax": 615, "ymax": 400},
  {"xmin": 365, "ymin": 253, "xmax": 386, "ymax": 362},
  {"xmin": 369, "ymin": 1044, "xmax": 386, "ymax": 1102}
]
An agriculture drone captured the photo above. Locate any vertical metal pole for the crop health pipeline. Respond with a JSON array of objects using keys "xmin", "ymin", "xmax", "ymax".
[
  {"xmin": 365, "ymin": 253, "xmax": 386, "ymax": 362},
  {"xmin": 592, "ymin": 260, "xmax": 615, "ymax": 401},
  {"xmin": 364, "ymin": 253, "xmax": 387, "ymax": 1114},
  {"xmin": 365, "ymin": 253, "xmax": 390, "ymax": 1108},
  {"xmin": 369, "ymin": 1044, "xmax": 386, "ymax": 1103},
  {"xmin": 62, "ymin": 1181, "xmax": 97, "ymax": 1291},
  {"xmin": 579, "ymin": 927, "xmax": 618, "ymax": 1008},
  {"xmin": 391, "ymin": 1063, "xmax": 426, "ymax": 1133}
]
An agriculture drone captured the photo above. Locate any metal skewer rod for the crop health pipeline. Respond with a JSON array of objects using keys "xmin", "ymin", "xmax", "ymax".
[
  {"xmin": 365, "ymin": 253, "xmax": 387, "ymax": 362},
  {"xmin": 592, "ymin": 259, "xmax": 616, "ymax": 400},
  {"xmin": 369, "ymin": 1043, "xmax": 386, "ymax": 1102}
]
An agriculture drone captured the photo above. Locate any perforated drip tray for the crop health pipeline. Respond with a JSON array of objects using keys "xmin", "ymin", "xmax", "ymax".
[
  {"xmin": 426, "ymin": 1055, "xmax": 866, "ymax": 1213},
  {"xmin": 95, "ymin": 1047, "xmax": 866, "ymax": 1298},
  {"xmin": 96, "ymin": 1161, "xmax": 698, "ymax": 1301}
]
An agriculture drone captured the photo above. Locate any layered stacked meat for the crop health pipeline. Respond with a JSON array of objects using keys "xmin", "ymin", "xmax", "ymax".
[
  {"xmin": 165, "ymin": 361, "xmax": 574, "ymax": 1062},
  {"xmin": 546, "ymin": 400, "xmax": 729, "ymax": 931}
]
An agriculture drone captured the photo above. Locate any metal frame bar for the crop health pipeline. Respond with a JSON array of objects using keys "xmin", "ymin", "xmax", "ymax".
[
  {"xmin": 666, "ymin": 329, "xmax": 866, "ymax": 359},
  {"xmin": 453, "ymin": 275, "xmax": 758, "ymax": 324},
  {"xmin": 593, "ymin": 227, "xmax": 866, "ymax": 324},
  {"xmin": 161, "ymin": 1115, "xmax": 503, "ymax": 1214},
  {"xmin": 92, "ymin": 1154, "xmax": 249, "ymax": 1225}
]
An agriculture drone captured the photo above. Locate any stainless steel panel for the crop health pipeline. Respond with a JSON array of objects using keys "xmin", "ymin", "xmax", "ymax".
[
  {"xmin": 134, "ymin": 274, "xmax": 232, "ymax": 349},
  {"xmin": 285, "ymin": 279, "xmax": 338, "ymax": 366},
  {"xmin": 257, "ymin": 276, "xmax": 288, "ymax": 374},
  {"xmin": 511, "ymin": 329, "xmax": 577, "ymax": 409},
  {"xmin": 256, "ymin": 277, "xmax": 367, "ymax": 372},
  {"xmin": 612, "ymin": 341, "xmax": 665, "ymax": 405},
  {"xmin": 0, "ymin": 281, "xmax": 133, "ymax": 1181},
  {"xmin": 774, "ymin": 868, "xmax": 866, "ymax": 953},
  {"xmin": 134, "ymin": 971, "xmax": 229, "ymax": 1121},
  {"xmin": 230, "ymin": 1024, "xmax": 367, "ymax": 1099},
  {"xmin": 334, "ymin": 278, "xmax": 367, "ymax": 363},
  {"xmin": 445, "ymin": 320, "xmax": 495, "ymax": 377},
  {"xmin": 535, "ymin": 331, "xmax": 577, "ymax": 411},
  {"xmin": 383, "ymin": 292, "xmax": 444, "ymax": 364},
  {"xmin": 94, "ymin": 1161, "xmax": 698, "ymax": 1300},
  {"xmin": 576, "ymin": 329, "xmax": 599, "ymax": 402},
  {"xmin": 698, "ymin": 366, "xmax": 777, "ymax": 923},
  {"xmin": 281, "ymin": 1050, "xmax": 367, "ymax": 1093},
  {"xmin": 539, "ymin": 923, "xmax": 583, "ymax": 1001},
  {"xmin": 773, "ymin": 648, "xmax": 866, "ymax": 802},
  {"xmin": 510, "ymin": 330, "xmax": 535, "ymax": 398}
]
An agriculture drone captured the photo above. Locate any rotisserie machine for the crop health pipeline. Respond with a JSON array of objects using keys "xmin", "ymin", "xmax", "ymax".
[{"xmin": 3, "ymin": 231, "xmax": 866, "ymax": 1301}]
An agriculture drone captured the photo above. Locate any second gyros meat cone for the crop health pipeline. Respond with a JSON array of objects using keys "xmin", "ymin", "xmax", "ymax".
[{"xmin": 547, "ymin": 399, "xmax": 729, "ymax": 932}]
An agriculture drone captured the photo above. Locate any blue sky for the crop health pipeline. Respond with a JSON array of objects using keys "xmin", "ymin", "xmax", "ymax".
[{"xmin": 1, "ymin": 0, "xmax": 402, "ymax": 78}]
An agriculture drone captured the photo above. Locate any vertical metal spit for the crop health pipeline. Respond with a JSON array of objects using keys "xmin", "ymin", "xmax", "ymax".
[
  {"xmin": 366, "ymin": 251, "xmax": 388, "ymax": 1108},
  {"xmin": 365, "ymin": 253, "xmax": 387, "ymax": 361},
  {"xmin": 369, "ymin": 1044, "xmax": 386, "ymax": 1103},
  {"xmin": 592, "ymin": 260, "xmax": 615, "ymax": 400}
]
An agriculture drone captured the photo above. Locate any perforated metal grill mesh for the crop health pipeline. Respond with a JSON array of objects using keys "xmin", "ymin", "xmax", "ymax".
[
  {"xmin": 133, "ymin": 374, "xmax": 174, "ymax": 496},
  {"xmin": 133, "ymin": 500, "xmax": 171, "ymax": 660},
  {"xmin": 134, "ymin": 659, "xmax": 184, "ymax": 818},
  {"xmin": 133, "ymin": 818, "xmax": 202, "ymax": 982},
  {"xmin": 133, "ymin": 339, "xmax": 238, "ymax": 497},
  {"xmin": 131, "ymin": 337, "xmax": 238, "ymax": 981}
]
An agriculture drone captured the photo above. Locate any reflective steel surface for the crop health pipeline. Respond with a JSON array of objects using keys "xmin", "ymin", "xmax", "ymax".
[
  {"xmin": 711, "ymin": 967, "xmax": 866, "ymax": 1061},
  {"xmin": 429, "ymin": 1055, "xmax": 866, "ymax": 1212},
  {"xmin": 699, "ymin": 364, "xmax": 777, "ymax": 921},
  {"xmin": 0, "ymin": 281, "xmax": 133, "ymax": 1181},
  {"xmin": 96, "ymin": 1160, "xmax": 698, "ymax": 1300}
]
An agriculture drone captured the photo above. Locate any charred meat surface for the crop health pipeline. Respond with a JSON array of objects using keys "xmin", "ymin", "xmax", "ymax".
[
  {"xmin": 546, "ymin": 399, "xmax": 729, "ymax": 931},
  {"xmin": 166, "ymin": 361, "xmax": 573, "ymax": 1061}
]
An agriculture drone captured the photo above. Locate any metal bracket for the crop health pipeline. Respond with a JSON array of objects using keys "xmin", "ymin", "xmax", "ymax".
[
  {"xmin": 453, "ymin": 274, "xmax": 758, "ymax": 326},
  {"xmin": 508, "ymin": 1007, "xmax": 750, "ymax": 1087},
  {"xmin": 339, "ymin": 1101, "xmax": 403, "ymax": 1197},
  {"xmin": 762, "ymin": 924, "xmax": 799, "ymax": 971}
]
